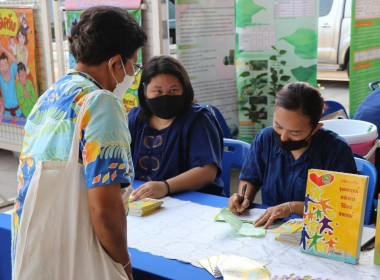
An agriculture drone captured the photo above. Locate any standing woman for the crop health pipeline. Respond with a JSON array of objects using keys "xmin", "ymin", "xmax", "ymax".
[
  {"xmin": 12, "ymin": 6, "xmax": 146, "ymax": 279},
  {"xmin": 128, "ymin": 55, "xmax": 224, "ymax": 200}
]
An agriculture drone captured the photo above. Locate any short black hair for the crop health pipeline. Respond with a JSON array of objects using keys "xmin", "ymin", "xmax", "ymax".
[
  {"xmin": 275, "ymin": 82, "xmax": 324, "ymax": 127},
  {"xmin": 68, "ymin": 6, "xmax": 147, "ymax": 65},
  {"xmin": 0, "ymin": 52, "xmax": 8, "ymax": 62},
  {"xmin": 17, "ymin": 62, "xmax": 26, "ymax": 73},
  {"xmin": 17, "ymin": 26, "xmax": 28, "ymax": 45},
  {"xmin": 137, "ymin": 55, "xmax": 194, "ymax": 120}
]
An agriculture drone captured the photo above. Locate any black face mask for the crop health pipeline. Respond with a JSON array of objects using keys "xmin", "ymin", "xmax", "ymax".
[
  {"xmin": 272, "ymin": 129, "xmax": 312, "ymax": 151},
  {"xmin": 146, "ymin": 94, "xmax": 186, "ymax": 119}
]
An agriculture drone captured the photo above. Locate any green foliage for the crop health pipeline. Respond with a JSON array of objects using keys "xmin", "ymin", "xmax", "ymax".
[{"xmin": 268, "ymin": 46, "xmax": 291, "ymax": 98}]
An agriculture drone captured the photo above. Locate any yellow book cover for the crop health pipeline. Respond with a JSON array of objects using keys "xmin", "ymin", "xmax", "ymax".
[
  {"xmin": 128, "ymin": 198, "xmax": 163, "ymax": 216},
  {"xmin": 375, "ymin": 194, "xmax": 380, "ymax": 265},
  {"xmin": 300, "ymin": 169, "xmax": 368, "ymax": 264}
]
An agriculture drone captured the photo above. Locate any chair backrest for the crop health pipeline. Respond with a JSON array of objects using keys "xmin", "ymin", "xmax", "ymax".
[
  {"xmin": 203, "ymin": 104, "xmax": 233, "ymax": 139},
  {"xmin": 222, "ymin": 138, "xmax": 250, "ymax": 196},
  {"xmin": 322, "ymin": 100, "xmax": 348, "ymax": 119},
  {"xmin": 354, "ymin": 157, "xmax": 377, "ymax": 225},
  {"xmin": 368, "ymin": 80, "xmax": 380, "ymax": 91}
]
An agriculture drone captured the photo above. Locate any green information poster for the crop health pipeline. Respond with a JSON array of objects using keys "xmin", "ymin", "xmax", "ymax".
[
  {"xmin": 349, "ymin": 0, "xmax": 380, "ymax": 117},
  {"xmin": 65, "ymin": 9, "xmax": 142, "ymax": 114},
  {"xmin": 235, "ymin": 0, "xmax": 318, "ymax": 142}
]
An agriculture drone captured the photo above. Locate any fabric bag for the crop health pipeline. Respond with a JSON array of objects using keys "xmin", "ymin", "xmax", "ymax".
[{"xmin": 13, "ymin": 91, "xmax": 128, "ymax": 280}]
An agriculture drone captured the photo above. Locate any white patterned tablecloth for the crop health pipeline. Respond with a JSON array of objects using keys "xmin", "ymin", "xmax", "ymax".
[{"xmin": 127, "ymin": 197, "xmax": 380, "ymax": 280}]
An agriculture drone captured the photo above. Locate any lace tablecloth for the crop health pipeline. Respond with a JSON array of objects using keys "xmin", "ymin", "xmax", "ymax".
[{"xmin": 127, "ymin": 197, "xmax": 380, "ymax": 279}]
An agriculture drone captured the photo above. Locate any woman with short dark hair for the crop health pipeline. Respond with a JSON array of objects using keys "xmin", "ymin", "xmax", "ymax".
[
  {"xmin": 128, "ymin": 55, "xmax": 224, "ymax": 200},
  {"xmin": 13, "ymin": 6, "xmax": 146, "ymax": 279}
]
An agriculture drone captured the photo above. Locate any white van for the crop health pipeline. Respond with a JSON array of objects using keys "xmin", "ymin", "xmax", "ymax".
[{"xmin": 318, "ymin": 0, "xmax": 351, "ymax": 71}]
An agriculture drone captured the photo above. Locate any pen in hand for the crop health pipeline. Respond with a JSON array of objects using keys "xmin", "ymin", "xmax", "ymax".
[
  {"xmin": 239, "ymin": 184, "xmax": 247, "ymax": 204},
  {"xmin": 237, "ymin": 184, "xmax": 247, "ymax": 216}
]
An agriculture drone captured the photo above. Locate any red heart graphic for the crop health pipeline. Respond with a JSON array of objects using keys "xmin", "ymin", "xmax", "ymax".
[{"xmin": 309, "ymin": 173, "xmax": 334, "ymax": 186}]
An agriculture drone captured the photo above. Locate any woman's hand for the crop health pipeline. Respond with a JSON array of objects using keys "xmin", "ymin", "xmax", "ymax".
[
  {"xmin": 130, "ymin": 181, "xmax": 168, "ymax": 201},
  {"xmin": 254, "ymin": 203, "xmax": 292, "ymax": 229},
  {"xmin": 228, "ymin": 193, "xmax": 251, "ymax": 215}
]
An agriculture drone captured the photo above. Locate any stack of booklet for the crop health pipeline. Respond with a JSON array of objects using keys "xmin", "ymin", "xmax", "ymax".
[
  {"xmin": 128, "ymin": 198, "xmax": 163, "ymax": 216},
  {"xmin": 273, "ymin": 218, "xmax": 303, "ymax": 244}
]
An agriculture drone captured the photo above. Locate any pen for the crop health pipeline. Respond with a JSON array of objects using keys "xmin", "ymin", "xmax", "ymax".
[
  {"xmin": 239, "ymin": 184, "xmax": 247, "ymax": 204},
  {"xmin": 361, "ymin": 236, "xmax": 376, "ymax": 251}
]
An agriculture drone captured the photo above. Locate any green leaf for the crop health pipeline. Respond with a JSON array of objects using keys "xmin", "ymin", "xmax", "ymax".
[
  {"xmin": 269, "ymin": 55, "xmax": 277, "ymax": 61},
  {"xmin": 279, "ymin": 50, "xmax": 287, "ymax": 55},
  {"xmin": 291, "ymin": 65, "xmax": 317, "ymax": 83},
  {"xmin": 280, "ymin": 76, "xmax": 291, "ymax": 82},
  {"xmin": 280, "ymin": 61, "xmax": 286, "ymax": 65},
  {"xmin": 280, "ymin": 28, "xmax": 317, "ymax": 59},
  {"xmin": 236, "ymin": 0, "xmax": 266, "ymax": 27},
  {"xmin": 240, "ymin": 71, "xmax": 250, "ymax": 77}
]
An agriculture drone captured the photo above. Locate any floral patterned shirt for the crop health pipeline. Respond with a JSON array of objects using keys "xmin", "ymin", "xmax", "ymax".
[{"xmin": 11, "ymin": 70, "xmax": 134, "ymax": 264}]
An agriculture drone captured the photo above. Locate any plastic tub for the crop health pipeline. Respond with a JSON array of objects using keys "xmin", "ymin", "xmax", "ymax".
[{"xmin": 321, "ymin": 119, "xmax": 378, "ymax": 162}]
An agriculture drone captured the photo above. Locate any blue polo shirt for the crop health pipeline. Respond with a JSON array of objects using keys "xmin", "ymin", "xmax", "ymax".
[
  {"xmin": 240, "ymin": 126, "xmax": 357, "ymax": 206},
  {"xmin": 353, "ymin": 87, "xmax": 380, "ymax": 139}
]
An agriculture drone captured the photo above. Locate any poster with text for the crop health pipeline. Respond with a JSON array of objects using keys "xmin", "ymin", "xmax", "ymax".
[
  {"xmin": 236, "ymin": 0, "xmax": 318, "ymax": 143},
  {"xmin": 0, "ymin": 8, "xmax": 38, "ymax": 126},
  {"xmin": 176, "ymin": 0, "xmax": 239, "ymax": 138},
  {"xmin": 349, "ymin": 0, "xmax": 380, "ymax": 117},
  {"xmin": 65, "ymin": 9, "xmax": 142, "ymax": 113}
]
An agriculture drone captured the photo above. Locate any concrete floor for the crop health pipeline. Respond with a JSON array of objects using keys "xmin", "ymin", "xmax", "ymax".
[{"xmin": 0, "ymin": 70, "xmax": 350, "ymax": 212}]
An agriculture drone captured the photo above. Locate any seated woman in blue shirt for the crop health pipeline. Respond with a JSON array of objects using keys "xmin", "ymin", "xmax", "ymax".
[
  {"xmin": 128, "ymin": 55, "xmax": 224, "ymax": 200},
  {"xmin": 228, "ymin": 82, "xmax": 357, "ymax": 228}
]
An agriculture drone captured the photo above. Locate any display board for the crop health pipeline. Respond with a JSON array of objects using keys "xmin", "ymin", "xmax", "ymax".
[
  {"xmin": 176, "ymin": 0, "xmax": 239, "ymax": 138},
  {"xmin": 235, "ymin": 0, "xmax": 318, "ymax": 142},
  {"xmin": 349, "ymin": 0, "xmax": 380, "ymax": 117}
]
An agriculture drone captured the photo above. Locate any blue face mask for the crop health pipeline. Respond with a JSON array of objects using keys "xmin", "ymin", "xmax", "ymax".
[{"xmin": 272, "ymin": 129, "xmax": 312, "ymax": 151}]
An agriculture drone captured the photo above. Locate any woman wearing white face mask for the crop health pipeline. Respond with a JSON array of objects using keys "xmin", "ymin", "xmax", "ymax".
[{"xmin": 12, "ymin": 6, "xmax": 146, "ymax": 279}]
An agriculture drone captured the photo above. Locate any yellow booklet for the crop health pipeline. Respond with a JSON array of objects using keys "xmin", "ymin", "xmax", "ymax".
[
  {"xmin": 128, "ymin": 198, "xmax": 163, "ymax": 216},
  {"xmin": 300, "ymin": 169, "xmax": 368, "ymax": 264},
  {"xmin": 374, "ymin": 194, "xmax": 380, "ymax": 265}
]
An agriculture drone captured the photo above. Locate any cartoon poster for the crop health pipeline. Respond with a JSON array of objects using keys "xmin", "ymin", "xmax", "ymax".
[
  {"xmin": 65, "ymin": 9, "xmax": 142, "ymax": 113},
  {"xmin": 0, "ymin": 8, "xmax": 38, "ymax": 125},
  {"xmin": 235, "ymin": 0, "xmax": 318, "ymax": 142}
]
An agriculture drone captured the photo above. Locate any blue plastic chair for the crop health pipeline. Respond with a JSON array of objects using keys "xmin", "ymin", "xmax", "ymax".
[
  {"xmin": 203, "ymin": 104, "xmax": 233, "ymax": 139},
  {"xmin": 355, "ymin": 157, "xmax": 377, "ymax": 225},
  {"xmin": 221, "ymin": 138, "xmax": 250, "ymax": 196},
  {"xmin": 322, "ymin": 100, "xmax": 348, "ymax": 119}
]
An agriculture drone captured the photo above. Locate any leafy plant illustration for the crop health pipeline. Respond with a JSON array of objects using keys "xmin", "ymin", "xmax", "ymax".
[
  {"xmin": 236, "ymin": 0, "xmax": 266, "ymax": 27},
  {"xmin": 268, "ymin": 46, "xmax": 291, "ymax": 99}
]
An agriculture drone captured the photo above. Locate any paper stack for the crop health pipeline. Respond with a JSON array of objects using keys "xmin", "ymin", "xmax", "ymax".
[
  {"xmin": 272, "ymin": 218, "xmax": 303, "ymax": 244},
  {"xmin": 128, "ymin": 198, "xmax": 163, "ymax": 216}
]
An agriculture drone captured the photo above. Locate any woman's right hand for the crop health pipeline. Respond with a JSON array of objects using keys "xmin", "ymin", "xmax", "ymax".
[{"xmin": 228, "ymin": 193, "xmax": 251, "ymax": 215}]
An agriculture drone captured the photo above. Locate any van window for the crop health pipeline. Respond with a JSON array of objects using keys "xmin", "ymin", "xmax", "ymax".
[{"xmin": 319, "ymin": 0, "xmax": 334, "ymax": 17}]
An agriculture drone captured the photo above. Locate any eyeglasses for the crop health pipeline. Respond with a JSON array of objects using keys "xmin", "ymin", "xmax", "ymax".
[{"xmin": 125, "ymin": 58, "xmax": 142, "ymax": 76}]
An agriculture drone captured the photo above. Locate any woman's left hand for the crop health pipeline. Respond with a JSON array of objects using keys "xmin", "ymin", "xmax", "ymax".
[
  {"xmin": 130, "ymin": 181, "xmax": 168, "ymax": 201},
  {"xmin": 253, "ymin": 203, "xmax": 291, "ymax": 229}
]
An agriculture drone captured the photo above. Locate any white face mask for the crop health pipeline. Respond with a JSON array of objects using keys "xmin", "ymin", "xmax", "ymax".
[{"xmin": 109, "ymin": 57, "xmax": 134, "ymax": 99}]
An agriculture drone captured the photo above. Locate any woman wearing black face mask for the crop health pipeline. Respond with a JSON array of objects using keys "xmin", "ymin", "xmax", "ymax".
[
  {"xmin": 128, "ymin": 55, "xmax": 224, "ymax": 200},
  {"xmin": 228, "ymin": 82, "xmax": 357, "ymax": 228}
]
